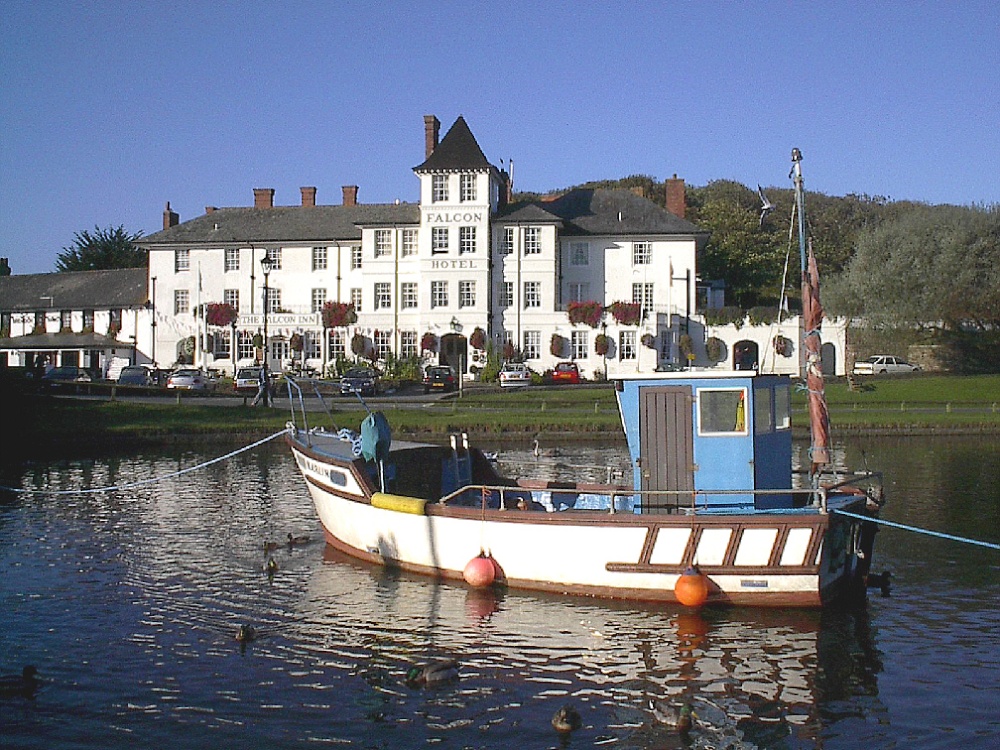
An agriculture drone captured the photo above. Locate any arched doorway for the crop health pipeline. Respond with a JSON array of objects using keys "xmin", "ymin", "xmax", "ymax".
[
  {"xmin": 733, "ymin": 340, "xmax": 759, "ymax": 370},
  {"xmin": 439, "ymin": 333, "xmax": 468, "ymax": 373}
]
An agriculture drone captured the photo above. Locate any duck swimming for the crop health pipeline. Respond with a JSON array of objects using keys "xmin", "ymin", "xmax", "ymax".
[
  {"xmin": 405, "ymin": 659, "xmax": 459, "ymax": 686},
  {"xmin": 287, "ymin": 533, "xmax": 310, "ymax": 546},
  {"xmin": 0, "ymin": 666, "xmax": 40, "ymax": 697},
  {"xmin": 235, "ymin": 624, "xmax": 256, "ymax": 643},
  {"xmin": 650, "ymin": 700, "xmax": 698, "ymax": 733},
  {"xmin": 263, "ymin": 540, "xmax": 279, "ymax": 553},
  {"xmin": 266, "ymin": 557, "xmax": 278, "ymax": 576},
  {"xmin": 551, "ymin": 704, "xmax": 582, "ymax": 733}
]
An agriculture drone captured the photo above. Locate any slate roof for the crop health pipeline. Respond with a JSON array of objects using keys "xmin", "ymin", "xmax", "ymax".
[
  {"xmin": 0, "ymin": 267, "xmax": 148, "ymax": 312},
  {"xmin": 141, "ymin": 204, "xmax": 420, "ymax": 247},
  {"xmin": 0, "ymin": 331, "xmax": 122, "ymax": 350},
  {"xmin": 497, "ymin": 188, "xmax": 706, "ymax": 237},
  {"xmin": 413, "ymin": 116, "xmax": 493, "ymax": 172}
]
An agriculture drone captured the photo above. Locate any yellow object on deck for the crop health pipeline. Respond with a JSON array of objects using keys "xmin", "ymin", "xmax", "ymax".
[{"xmin": 371, "ymin": 492, "xmax": 427, "ymax": 515}]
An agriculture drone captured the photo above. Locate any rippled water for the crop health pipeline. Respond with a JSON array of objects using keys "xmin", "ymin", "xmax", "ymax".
[{"xmin": 1, "ymin": 436, "xmax": 998, "ymax": 749}]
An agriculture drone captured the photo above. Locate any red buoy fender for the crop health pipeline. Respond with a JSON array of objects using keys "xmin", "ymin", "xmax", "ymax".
[
  {"xmin": 674, "ymin": 566, "xmax": 710, "ymax": 608},
  {"xmin": 463, "ymin": 554, "xmax": 496, "ymax": 588}
]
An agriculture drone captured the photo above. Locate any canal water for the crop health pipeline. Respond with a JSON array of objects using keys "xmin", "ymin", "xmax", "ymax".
[{"xmin": 1, "ymin": 435, "xmax": 998, "ymax": 749}]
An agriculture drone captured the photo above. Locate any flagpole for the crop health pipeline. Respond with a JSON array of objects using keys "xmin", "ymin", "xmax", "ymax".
[{"xmin": 196, "ymin": 262, "xmax": 203, "ymax": 369}]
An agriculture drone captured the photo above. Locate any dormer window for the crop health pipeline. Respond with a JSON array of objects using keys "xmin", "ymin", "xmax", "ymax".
[
  {"xmin": 460, "ymin": 174, "xmax": 477, "ymax": 202},
  {"xmin": 432, "ymin": 174, "xmax": 449, "ymax": 202}
]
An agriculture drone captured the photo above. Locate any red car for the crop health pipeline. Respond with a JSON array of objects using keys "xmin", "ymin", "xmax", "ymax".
[{"xmin": 551, "ymin": 361, "xmax": 581, "ymax": 384}]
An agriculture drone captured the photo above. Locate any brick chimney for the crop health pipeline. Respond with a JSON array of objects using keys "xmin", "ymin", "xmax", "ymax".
[
  {"xmin": 424, "ymin": 114, "xmax": 440, "ymax": 159},
  {"xmin": 163, "ymin": 201, "xmax": 179, "ymax": 229},
  {"xmin": 342, "ymin": 185, "xmax": 359, "ymax": 206},
  {"xmin": 253, "ymin": 188, "xmax": 275, "ymax": 209},
  {"xmin": 665, "ymin": 174, "xmax": 686, "ymax": 219},
  {"xmin": 205, "ymin": 206, "xmax": 216, "ymax": 214},
  {"xmin": 300, "ymin": 186, "xmax": 317, "ymax": 207}
]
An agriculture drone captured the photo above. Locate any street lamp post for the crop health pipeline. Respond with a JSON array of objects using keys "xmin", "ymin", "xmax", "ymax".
[
  {"xmin": 260, "ymin": 257, "xmax": 272, "ymax": 407},
  {"xmin": 150, "ymin": 276, "xmax": 157, "ymax": 368}
]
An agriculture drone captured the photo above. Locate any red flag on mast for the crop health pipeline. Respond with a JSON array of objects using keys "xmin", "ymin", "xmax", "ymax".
[{"xmin": 802, "ymin": 243, "xmax": 830, "ymax": 472}]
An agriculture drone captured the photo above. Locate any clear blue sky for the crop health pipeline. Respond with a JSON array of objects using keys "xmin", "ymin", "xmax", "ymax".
[{"xmin": 2, "ymin": 1, "xmax": 997, "ymax": 275}]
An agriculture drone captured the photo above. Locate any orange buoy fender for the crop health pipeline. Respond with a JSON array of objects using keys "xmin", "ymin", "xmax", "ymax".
[
  {"xmin": 674, "ymin": 566, "xmax": 709, "ymax": 607},
  {"xmin": 463, "ymin": 553, "xmax": 496, "ymax": 588}
]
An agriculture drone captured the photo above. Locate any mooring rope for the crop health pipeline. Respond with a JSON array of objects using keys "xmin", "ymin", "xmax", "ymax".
[
  {"xmin": 0, "ymin": 429, "xmax": 289, "ymax": 496},
  {"xmin": 834, "ymin": 509, "xmax": 1000, "ymax": 550}
]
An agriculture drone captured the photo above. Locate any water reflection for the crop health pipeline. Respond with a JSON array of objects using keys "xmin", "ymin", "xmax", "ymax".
[{"xmin": 1, "ymin": 437, "xmax": 998, "ymax": 749}]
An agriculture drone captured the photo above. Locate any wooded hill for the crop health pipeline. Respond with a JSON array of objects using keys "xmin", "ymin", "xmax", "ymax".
[{"xmin": 515, "ymin": 176, "xmax": 1000, "ymax": 372}]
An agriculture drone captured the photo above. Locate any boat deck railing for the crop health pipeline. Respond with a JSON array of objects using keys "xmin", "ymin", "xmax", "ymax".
[
  {"xmin": 441, "ymin": 471, "xmax": 883, "ymax": 516},
  {"xmin": 283, "ymin": 377, "xmax": 340, "ymax": 448}
]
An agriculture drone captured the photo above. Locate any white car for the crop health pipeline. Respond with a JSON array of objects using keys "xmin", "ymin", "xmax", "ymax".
[
  {"xmin": 852, "ymin": 355, "xmax": 921, "ymax": 376},
  {"xmin": 499, "ymin": 362, "xmax": 532, "ymax": 388}
]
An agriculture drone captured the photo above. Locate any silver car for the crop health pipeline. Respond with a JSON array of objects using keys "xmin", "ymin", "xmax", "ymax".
[{"xmin": 166, "ymin": 368, "xmax": 211, "ymax": 391}]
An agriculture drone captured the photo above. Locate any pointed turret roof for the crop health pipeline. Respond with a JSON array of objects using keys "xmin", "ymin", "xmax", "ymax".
[{"xmin": 414, "ymin": 116, "xmax": 492, "ymax": 171}]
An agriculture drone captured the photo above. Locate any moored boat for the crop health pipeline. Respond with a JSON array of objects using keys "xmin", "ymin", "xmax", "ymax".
[{"xmin": 285, "ymin": 150, "xmax": 883, "ymax": 607}]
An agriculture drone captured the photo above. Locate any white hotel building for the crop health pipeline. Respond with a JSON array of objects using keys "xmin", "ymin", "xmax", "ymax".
[{"xmin": 141, "ymin": 115, "xmax": 713, "ymax": 378}]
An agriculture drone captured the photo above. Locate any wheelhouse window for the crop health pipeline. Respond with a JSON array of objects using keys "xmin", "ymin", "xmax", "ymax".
[
  {"xmin": 524, "ymin": 227, "xmax": 541, "ymax": 255},
  {"xmin": 432, "ymin": 174, "xmax": 449, "ymax": 202},
  {"xmin": 698, "ymin": 388, "xmax": 749, "ymax": 436},
  {"xmin": 632, "ymin": 241, "xmax": 651, "ymax": 265},
  {"xmin": 460, "ymin": 173, "xmax": 477, "ymax": 202},
  {"xmin": 175, "ymin": 249, "xmax": 190, "ymax": 272},
  {"xmin": 774, "ymin": 384, "xmax": 791, "ymax": 429},
  {"xmin": 312, "ymin": 246, "xmax": 327, "ymax": 270},
  {"xmin": 754, "ymin": 387, "xmax": 773, "ymax": 434},
  {"xmin": 225, "ymin": 248, "xmax": 240, "ymax": 272}
]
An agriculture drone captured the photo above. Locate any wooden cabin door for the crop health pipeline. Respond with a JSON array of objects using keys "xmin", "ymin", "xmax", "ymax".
[{"xmin": 639, "ymin": 387, "xmax": 694, "ymax": 513}]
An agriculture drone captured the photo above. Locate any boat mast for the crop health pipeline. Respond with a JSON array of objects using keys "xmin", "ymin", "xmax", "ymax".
[{"xmin": 791, "ymin": 149, "xmax": 831, "ymax": 474}]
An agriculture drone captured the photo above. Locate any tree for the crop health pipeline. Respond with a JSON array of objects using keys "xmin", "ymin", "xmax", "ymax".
[{"xmin": 56, "ymin": 225, "xmax": 146, "ymax": 271}]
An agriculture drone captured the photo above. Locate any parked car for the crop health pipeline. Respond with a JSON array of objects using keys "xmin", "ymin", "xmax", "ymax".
[
  {"xmin": 234, "ymin": 366, "xmax": 263, "ymax": 395},
  {"xmin": 166, "ymin": 368, "xmax": 212, "ymax": 391},
  {"xmin": 499, "ymin": 362, "xmax": 532, "ymax": 388},
  {"xmin": 117, "ymin": 365, "xmax": 154, "ymax": 386},
  {"xmin": 423, "ymin": 365, "xmax": 457, "ymax": 394},
  {"xmin": 42, "ymin": 366, "xmax": 92, "ymax": 383},
  {"xmin": 340, "ymin": 367, "xmax": 378, "ymax": 396},
  {"xmin": 550, "ymin": 361, "xmax": 581, "ymax": 384},
  {"xmin": 852, "ymin": 355, "xmax": 921, "ymax": 376}
]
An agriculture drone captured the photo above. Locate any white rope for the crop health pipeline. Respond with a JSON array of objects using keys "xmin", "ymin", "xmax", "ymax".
[{"xmin": 1, "ymin": 429, "xmax": 289, "ymax": 496}]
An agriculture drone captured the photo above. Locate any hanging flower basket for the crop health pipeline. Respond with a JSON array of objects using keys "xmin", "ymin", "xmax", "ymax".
[
  {"xmin": 206, "ymin": 302, "xmax": 238, "ymax": 328},
  {"xmin": 421, "ymin": 331, "xmax": 438, "ymax": 353},
  {"xmin": 706, "ymin": 336, "xmax": 727, "ymax": 362},
  {"xmin": 351, "ymin": 333, "xmax": 368, "ymax": 357},
  {"xmin": 469, "ymin": 327, "xmax": 486, "ymax": 350},
  {"xmin": 594, "ymin": 333, "xmax": 610, "ymax": 356},
  {"xmin": 289, "ymin": 332, "xmax": 304, "ymax": 352},
  {"xmin": 610, "ymin": 301, "xmax": 642, "ymax": 326},
  {"xmin": 773, "ymin": 335, "xmax": 791, "ymax": 357},
  {"xmin": 567, "ymin": 300, "xmax": 604, "ymax": 328},
  {"xmin": 641, "ymin": 333, "xmax": 656, "ymax": 349},
  {"xmin": 321, "ymin": 301, "xmax": 357, "ymax": 329},
  {"xmin": 550, "ymin": 333, "xmax": 567, "ymax": 357}
]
